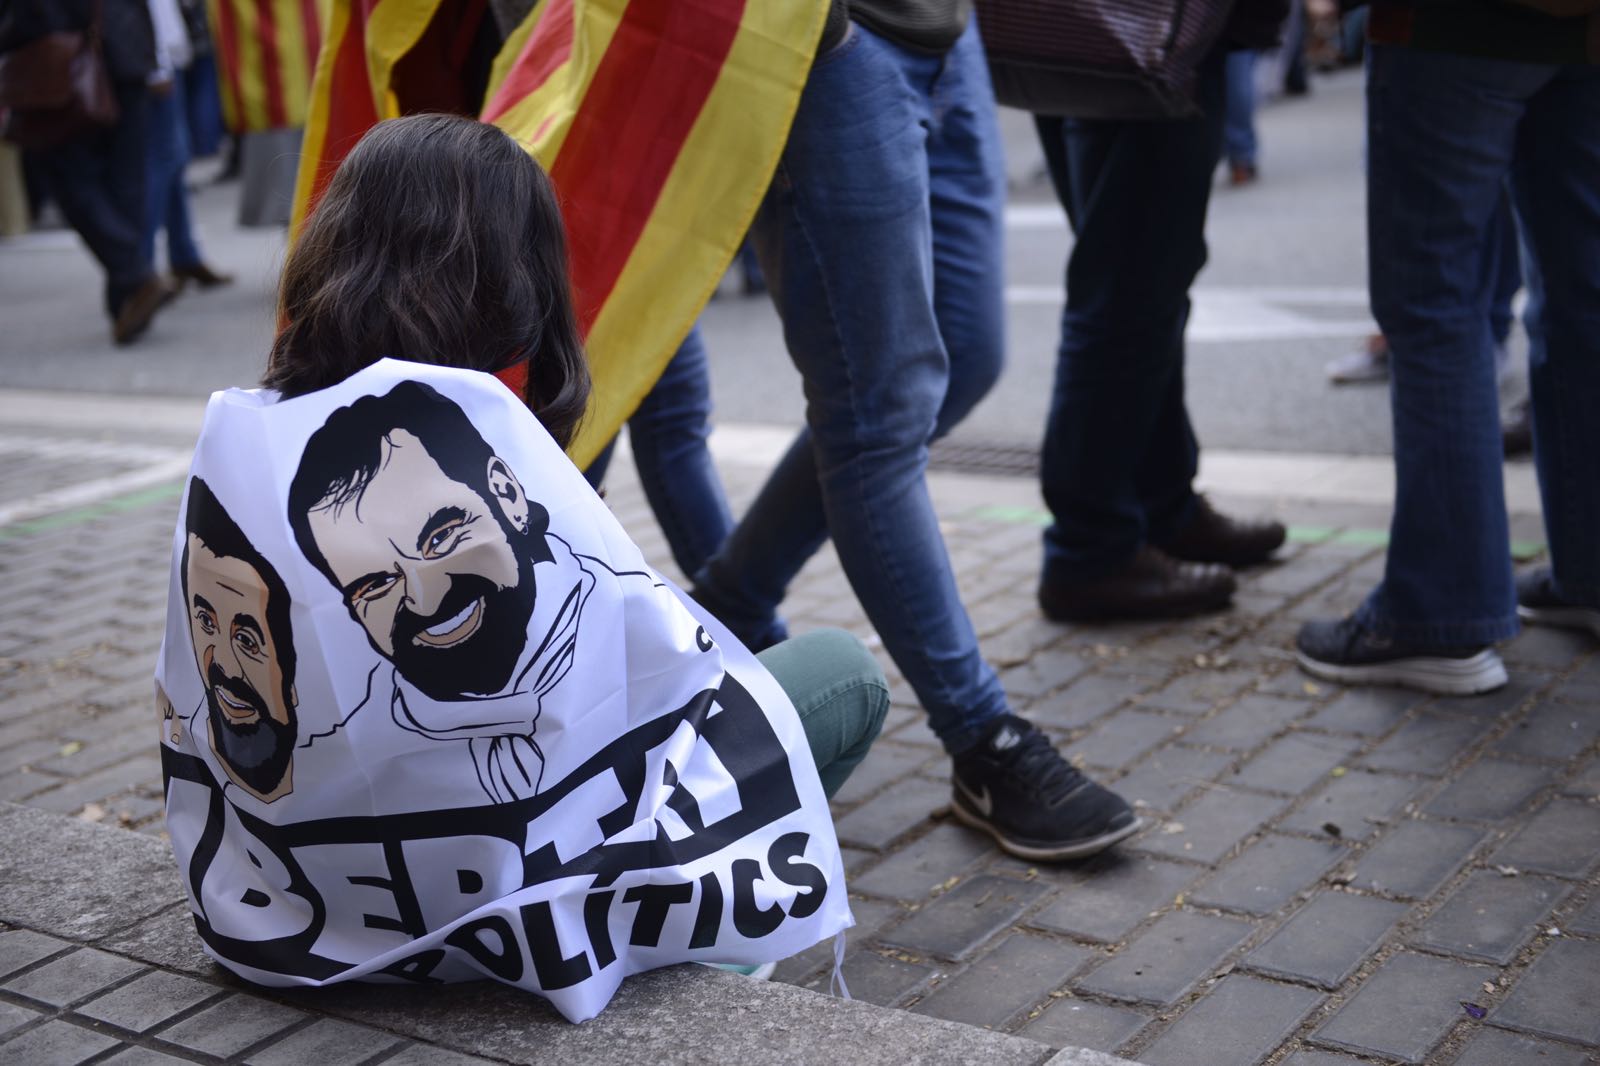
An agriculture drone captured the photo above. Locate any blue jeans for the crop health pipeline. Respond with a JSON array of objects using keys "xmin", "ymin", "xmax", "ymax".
[
  {"xmin": 692, "ymin": 20, "xmax": 1009, "ymax": 753},
  {"xmin": 1357, "ymin": 46, "xmax": 1600, "ymax": 644},
  {"xmin": 1034, "ymin": 52, "xmax": 1226, "ymax": 582},
  {"xmin": 585, "ymin": 325, "xmax": 734, "ymax": 579},
  {"xmin": 143, "ymin": 78, "xmax": 203, "ymax": 271},
  {"xmin": 1224, "ymin": 50, "xmax": 1258, "ymax": 167}
]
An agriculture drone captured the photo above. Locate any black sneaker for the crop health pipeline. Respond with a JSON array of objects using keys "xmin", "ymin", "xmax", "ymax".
[
  {"xmin": 1295, "ymin": 616, "xmax": 1507, "ymax": 696},
  {"xmin": 951, "ymin": 715, "xmax": 1140, "ymax": 861},
  {"xmin": 1517, "ymin": 567, "xmax": 1600, "ymax": 640}
]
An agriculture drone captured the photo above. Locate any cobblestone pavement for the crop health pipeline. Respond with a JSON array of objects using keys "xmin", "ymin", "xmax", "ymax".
[{"xmin": 0, "ymin": 401, "xmax": 1595, "ymax": 1066}]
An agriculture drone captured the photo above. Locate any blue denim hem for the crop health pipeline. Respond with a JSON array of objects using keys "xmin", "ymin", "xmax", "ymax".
[{"xmin": 1354, "ymin": 591, "xmax": 1520, "ymax": 649}]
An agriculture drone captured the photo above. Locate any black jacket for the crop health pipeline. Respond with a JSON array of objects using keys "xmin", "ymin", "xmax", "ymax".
[{"xmin": 0, "ymin": 0, "xmax": 157, "ymax": 82}]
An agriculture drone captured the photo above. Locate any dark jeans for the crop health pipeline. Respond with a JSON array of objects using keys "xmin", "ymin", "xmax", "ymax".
[
  {"xmin": 1357, "ymin": 46, "xmax": 1600, "ymax": 643},
  {"xmin": 33, "ymin": 80, "xmax": 154, "ymax": 316},
  {"xmin": 1034, "ymin": 54, "xmax": 1227, "ymax": 582}
]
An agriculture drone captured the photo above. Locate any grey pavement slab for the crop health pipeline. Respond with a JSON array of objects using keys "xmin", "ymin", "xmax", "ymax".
[
  {"xmin": 1134, "ymin": 789, "xmax": 1292, "ymax": 865},
  {"xmin": 1424, "ymin": 758, "xmax": 1559, "ymax": 822},
  {"xmin": 1074, "ymin": 910, "xmax": 1254, "ymax": 1007},
  {"xmin": 1359, "ymin": 713, "xmax": 1494, "ymax": 776},
  {"xmin": 1278, "ymin": 770, "xmax": 1421, "ymax": 842},
  {"xmin": 1178, "ymin": 696, "xmax": 1305, "ymax": 751},
  {"xmin": 1349, "ymin": 819, "xmax": 1486, "ymax": 900},
  {"xmin": 1109, "ymin": 746, "xmax": 1235, "ymax": 816},
  {"xmin": 1492, "ymin": 698, "xmax": 1600, "ymax": 760},
  {"xmin": 153, "ymin": 993, "xmax": 310, "ymax": 1059},
  {"xmin": 1224, "ymin": 731, "xmax": 1361, "ymax": 796},
  {"xmin": 1492, "ymin": 797, "xmax": 1600, "ymax": 879},
  {"xmin": 1, "ymin": 948, "xmax": 143, "ymax": 1008},
  {"xmin": 1492, "ymin": 939, "xmax": 1600, "ymax": 1045},
  {"xmin": 1029, "ymin": 854, "xmax": 1197, "ymax": 944},
  {"xmin": 1188, "ymin": 833, "xmax": 1346, "ymax": 916},
  {"xmin": 76, "ymin": 969, "xmax": 225, "ymax": 1033},
  {"xmin": 880, "ymin": 875, "xmax": 1052, "ymax": 962},
  {"xmin": 0, "ymin": 929, "xmax": 71, "ymax": 980},
  {"xmin": 1138, "ymin": 975, "xmax": 1322, "ymax": 1066},
  {"xmin": 1566, "ymin": 895, "xmax": 1600, "ymax": 936},
  {"xmin": 1450, "ymin": 1027, "xmax": 1592, "ymax": 1066},
  {"xmin": 0, "ymin": 1002, "xmax": 41, "ymax": 1039},
  {"xmin": 0, "ymin": 1018, "xmax": 121, "ymax": 1065},
  {"xmin": 808, "ymin": 949, "xmax": 940, "ymax": 1009},
  {"xmin": 243, "ymin": 1017, "xmax": 407, "ymax": 1066},
  {"xmin": 849, "ymin": 823, "xmax": 996, "ymax": 901},
  {"xmin": 912, "ymin": 933, "xmax": 1090, "ymax": 1029},
  {"xmin": 1312, "ymin": 950, "xmax": 1496, "ymax": 1064},
  {"xmin": 1411, "ymin": 870, "xmax": 1570, "ymax": 966},
  {"xmin": 1022, "ymin": 998, "xmax": 1150, "ymax": 1055},
  {"xmin": 1304, "ymin": 687, "xmax": 1425, "ymax": 736},
  {"xmin": 1244, "ymin": 890, "xmax": 1410, "ymax": 990}
]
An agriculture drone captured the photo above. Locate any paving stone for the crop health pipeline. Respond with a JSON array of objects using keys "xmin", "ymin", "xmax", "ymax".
[
  {"xmin": 1179, "ymin": 696, "xmax": 1304, "ymax": 751},
  {"xmin": 1066, "ymin": 710, "xmax": 1186, "ymax": 771},
  {"xmin": 1413, "ymin": 870, "xmax": 1570, "ymax": 966},
  {"xmin": 1425, "ymin": 758, "xmax": 1558, "ymax": 822},
  {"xmin": 1305, "ymin": 688, "xmax": 1424, "ymax": 737},
  {"xmin": 1000, "ymin": 648, "xmax": 1093, "ymax": 701},
  {"xmin": 2, "ymin": 947, "xmax": 143, "ymax": 1008},
  {"xmin": 1140, "ymin": 974, "xmax": 1323, "ymax": 1066},
  {"xmin": 155, "ymin": 994, "xmax": 308, "ymax": 1058},
  {"xmin": 1135, "ymin": 789, "xmax": 1291, "ymax": 865},
  {"xmin": 1188, "ymin": 834, "xmax": 1346, "ymax": 916},
  {"xmin": 1227, "ymin": 732, "xmax": 1361, "ymax": 796},
  {"xmin": 849, "ymin": 824, "xmax": 995, "ymax": 900},
  {"xmin": 25, "ymin": 754, "xmax": 162, "ymax": 814},
  {"xmin": 0, "ymin": 1019, "xmax": 120, "ymax": 1065},
  {"xmin": 1073, "ymin": 910, "xmax": 1253, "ymax": 1006},
  {"xmin": 1279, "ymin": 771, "xmax": 1421, "ymax": 842},
  {"xmin": 0, "ymin": 929, "xmax": 70, "ymax": 980},
  {"xmin": 1313, "ymin": 950, "xmax": 1495, "ymax": 1064},
  {"xmin": 100, "ymin": 1048, "xmax": 203, "ymax": 1065},
  {"xmin": 830, "ymin": 742, "xmax": 936, "ymax": 808},
  {"xmin": 95, "ymin": 906, "xmax": 214, "ymax": 979},
  {"xmin": 1110, "ymin": 746, "xmax": 1236, "ymax": 816},
  {"xmin": 1492, "ymin": 699, "xmax": 1600, "ymax": 761},
  {"xmin": 380, "ymin": 1045, "xmax": 506, "ymax": 1066},
  {"xmin": 1501, "ymin": 624, "xmax": 1592, "ymax": 670},
  {"xmin": 1493, "ymin": 939, "xmax": 1600, "ymax": 1044},
  {"xmin": 1350, "ymin": 820, "xmax": 1485, "ymax": 899},
  {"xmin": 1278, "ymin": 1052, "xmax": 1368, "ymax": 1066},
  {"xmin": 1566, "ymin": 755, "xmax": 1600, "ymax": 798},
  {"xmin": 1549, "ymin": 677, "xmax": 1600, "ymax": 707},
  {"xmin": 244, "ymin": 1017, "xmax": 404, "ymax": 1066},
  {"xmin": 879, "ymin": 875, "xmax": 1051, "ymax": 962},
  {"xmin": 1020, "ymin": 997, "xmax": 1149, "ymax": 1053},
  {"xmin": 1450, "ymin": 1026, "xmax": 1592, "ymax": 1066},
  {"xmin": 1245, "ymin": 891, "xmax": 1410, "ymax": 989},
  {"xmin": 76, "ymin": 969, "xmax": 223, "ymax": 1033},
  {"xmin": 0, "ymin": 1002, "xmax": 41, "ymax": 1039},
  {"xmin": 832, "ymin": 776, "xmax": 949, "ymax": 851},
  {"xmin": 774, "ymin": 897, "xmax": 901, "ymax": 987},
  {"xmin": 1035, "ymin": 674, "xmax": 1153, "ymax": 731},
  {"xmin": 1137, "ymin": 673, "xmax": 1252, "ymax": 715},
  {"xmin": 1028, "ymin": 855, "xmax": 1197, "ymax": 943},
  {"xmin": 1565, "ymin": 895, "xmax": 1600, "ymax": 936},
  {"xmin": 805, "ymin": 949, "xmax": 939, "ymax": 1008},
  {"xmin": 912, "ymin": 933, "xmax": 1090, "ymax": 1028},
  {"xmin": 1494, "ymin": 798, "xmax": 1600, "ymax": 878},
  {"xmin": 1360, "ymin": 712, "xmax": 1492, "ymax": 776}
]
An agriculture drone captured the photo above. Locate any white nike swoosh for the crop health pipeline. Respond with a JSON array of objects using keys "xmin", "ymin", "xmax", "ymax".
[{"xmin": 955, "ymin": 779, "xmax": 994, "ymax": 818}]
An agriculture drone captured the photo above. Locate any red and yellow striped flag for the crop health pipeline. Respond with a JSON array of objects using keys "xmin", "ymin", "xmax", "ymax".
[
  {"xmin": 291, "ymin": 0, "xmax": 827, "ymax": 468},
  {"xmin": 208, "ymin": 0, "xmax": 328, "ymax": 133}
]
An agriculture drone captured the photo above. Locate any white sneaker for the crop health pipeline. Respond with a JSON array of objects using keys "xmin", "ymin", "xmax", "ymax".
[{"xmin": 1326, "ymin": 345, "xmax": 1390, "ymax": 385}]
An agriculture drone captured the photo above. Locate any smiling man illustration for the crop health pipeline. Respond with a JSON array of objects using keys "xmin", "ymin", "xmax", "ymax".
[
  {"xmin": 288, "ymin": 380, "xmax": 594, "ymax": 801},
  {"xmin": 181, "ymin": 477, "xmax": 299, "ymax": 802}
]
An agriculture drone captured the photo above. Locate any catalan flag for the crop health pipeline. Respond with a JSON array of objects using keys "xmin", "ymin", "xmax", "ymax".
[
  {"xmin": 208, "ymin": 0, "xmax": 328, "ymax": 133},
  {"xmin": 291, "ymin": 0, "xmax": 828, "ymax": 468}
]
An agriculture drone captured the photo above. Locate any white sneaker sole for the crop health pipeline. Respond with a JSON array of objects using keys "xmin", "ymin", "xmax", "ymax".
[
  {"xmin": 1519, "ymin": 604, "xmax": 1600, "ymax": 641},
  {"xmin": 1296, "ymin": 648, "xmax": 1508, "ymax": 696},
  {"xmin": 950, "ymin": 798, "xmax": 1144, "ymax": 861}
]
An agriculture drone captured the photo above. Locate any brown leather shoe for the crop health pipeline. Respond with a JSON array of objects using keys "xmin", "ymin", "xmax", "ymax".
[
  {"xmin": 172, "ymin": 262, "xmax": 235, "ymax": 289},
  {"xmin": 1038, "ymin": 545, "xmax": 1236, "ymax": 622},
  {"xmin": 111, "ymin": 276, "xmax": 178, "ymax": 345},
  {"xmin": 1157, "ymin": 496, "xmax": 1286, "ymax": 568}
]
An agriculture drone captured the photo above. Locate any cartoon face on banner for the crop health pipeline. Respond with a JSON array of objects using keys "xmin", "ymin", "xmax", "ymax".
[{"xmin": 155, "ymin": 363, "xmax": 850, "ymax": 1024}]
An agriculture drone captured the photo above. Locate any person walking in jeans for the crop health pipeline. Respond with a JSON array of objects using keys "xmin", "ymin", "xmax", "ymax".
[
  {"xmin": 1032, "ymin": 46, "xmax": 1287, "ymax": 626},
  {"xmin": 1297, "ymin": 3, "xmax": 1600, "ymax": 693},
  {"xmin": 691, "ymin": 4, "xmax": 1139, "ymax": 861}
]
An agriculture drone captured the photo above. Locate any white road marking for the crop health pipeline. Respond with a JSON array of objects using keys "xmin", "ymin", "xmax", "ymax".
[{"xmin": 1006, "ymin": 284, "xmax": 1376, "ymax": 342}]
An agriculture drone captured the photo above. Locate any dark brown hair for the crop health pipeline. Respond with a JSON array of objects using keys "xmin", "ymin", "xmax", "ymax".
[{"xmin": 263, "ymin": 114, "xmax": 590, "ymax": 450}]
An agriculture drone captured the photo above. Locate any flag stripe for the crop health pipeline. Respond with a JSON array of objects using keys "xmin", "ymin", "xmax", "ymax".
[
  {"xmin": 481, "ymin": 0, "xmax": 573, "ymax": 122},
  {"xmin": 549, "ymin": 1, "xmax": 745, "ymax": 332},
  {"xmin": 254, "ymin": 0, "xmax": 289, "ymax": 128},
  {"xmin": 301, "ymin": 0, "xmax": 323, "ymax": 63},
  {"xmin": 211, "ymin": 0, "xmax": 247, "ymax": 130}
]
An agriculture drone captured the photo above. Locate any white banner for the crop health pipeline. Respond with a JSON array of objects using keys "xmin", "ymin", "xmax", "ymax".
[{"xmin": 155, "ymin": 360, "xmax": 850, "ymax": 1022}]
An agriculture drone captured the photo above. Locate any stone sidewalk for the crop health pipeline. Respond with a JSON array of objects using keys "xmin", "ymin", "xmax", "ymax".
[{"xmin": 1, "ymin": 394, "xmax": 1597, "ymax": 1065}]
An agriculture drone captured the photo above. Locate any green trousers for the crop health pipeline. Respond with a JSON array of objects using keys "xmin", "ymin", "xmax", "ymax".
[{"xmin": 756, "ymin": 628, "xmax": 888, "ymax": 799}]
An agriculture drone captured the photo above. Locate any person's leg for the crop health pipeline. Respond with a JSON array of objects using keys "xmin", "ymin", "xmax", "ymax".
[
  {"xmin": 143, "ymin": 82, "xmax": 184, "ymax": 269},
  {"xmin": 1486, "ymin": 187, "xmax": 1522, "ymax": 350},
  {"xmin": 1298, "ymin": 46, "xmax": 1548, "ymax": 694},
  {"xmin": 1036, "ymin": 56, "xmax": 1225, "ymax": 582},
  {"xmin": 1511, "ymin": 65, "xmax": 1600, "ymax": 614},
  {"xmin": 756, "ymin": 628, "xmax": 888, "ymax": 799},
  {"xmin": 1224, "ymin": 50, "xmax": 1259, "ymax": 173},
  {"xmin": 626, "ymin": 325, "xmax": 735, "ymax": 579},
  {"xmin": 161, "ymin": 79, "xmax": 204, "ymax": 271},
  {"xmin": 691, "ymin": 22, "xmax": 1006, "ymax": 648}
]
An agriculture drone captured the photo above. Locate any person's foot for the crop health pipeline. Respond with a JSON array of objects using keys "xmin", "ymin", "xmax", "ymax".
[
  {"xmin": 172, "ymin": 262, "xmax": 235, "ymax": 289},
  {"xmin": 1517, "ymin": 567, "xmax": 1600, "ymax": 640},
  {"xmin": 1040, "ymin": 546, "xmax": 1235, "ymax": 622},
  {"xmin": 1228, "ymin": 160, "xmax": 1258, "ymax": 187},
  {"xmin": 1157, "ymin": 496, "xmax": 1286, "ymax": 567},
  {"xmin": 1295, "ymin": 616, "xmax": 1507, "ymax": 695},
  {"xmin": 951, "ymin": 715, "xmax": 1140, "ymax": 861},
  {"xmin": 1501, "ymin": 399, "xmax": 1532, "ymax": 458},
  {"xmin": 111, "ymin": 275, "xmax": 178, "ymax": 345},
  {"xmin": 1326, "ymin": 334, "xmax": 1390, "ymax": 384}
]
